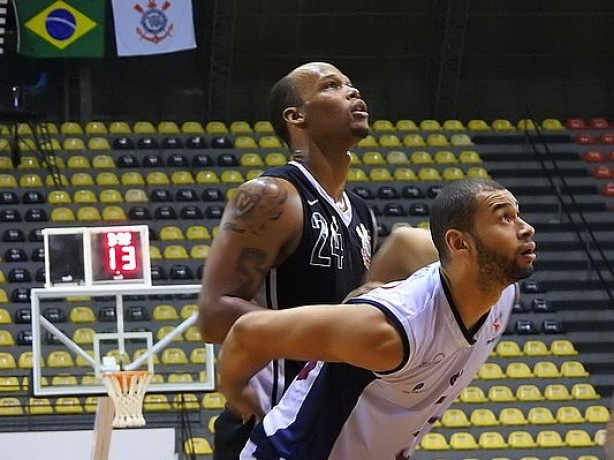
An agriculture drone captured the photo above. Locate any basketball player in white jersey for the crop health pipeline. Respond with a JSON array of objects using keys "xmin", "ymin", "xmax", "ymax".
[
  {"xmin": 197, "ymin": 62, "xmax": 438, "ymax": 459},
  {"xmin": 219, "ymin": 179, "xmax": 537, "ymax": 459}
]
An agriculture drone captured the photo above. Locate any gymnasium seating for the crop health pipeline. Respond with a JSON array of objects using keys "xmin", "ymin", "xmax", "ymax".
[{"xmin": 0, "ymin": 118, "xmax": 611, "ymax": 459}]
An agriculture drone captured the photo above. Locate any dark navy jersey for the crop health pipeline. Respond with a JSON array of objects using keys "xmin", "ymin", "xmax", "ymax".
[{"xmin": 250, "ymin": 160, "xmax": 376, "ymax": 410}]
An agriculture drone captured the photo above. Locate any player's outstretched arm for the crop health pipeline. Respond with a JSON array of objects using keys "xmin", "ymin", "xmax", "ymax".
[
  {"xmin": 197, "ymin": 177, "xmax": 302, "ymax": 344},
  {"xmin": 218, "ymin": 303, "xmax": 404, "ymax": 419},
  {"xmin": 367, "ymin": 226, "xmax": 438, "ymax": 283}
]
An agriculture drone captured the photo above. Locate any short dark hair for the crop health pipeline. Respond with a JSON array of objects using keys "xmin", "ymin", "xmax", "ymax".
[
  {"xmin": 430, "ymin": 179, "xmax": 507, "ymax": 263},
  {"xmin": 269, "ymin": 74, "xmax": 303, "ymax": 147}
]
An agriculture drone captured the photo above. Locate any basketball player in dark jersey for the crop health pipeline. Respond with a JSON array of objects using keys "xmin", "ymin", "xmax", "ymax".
[{"xmin": 197, "ymin": 62, "xmax": 437, "ymax": 459}]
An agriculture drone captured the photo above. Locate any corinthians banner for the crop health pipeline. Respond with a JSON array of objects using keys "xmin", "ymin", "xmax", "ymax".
[{"xmin": 111, "ymin": 0, "xmax": 196, "ymax": 56}]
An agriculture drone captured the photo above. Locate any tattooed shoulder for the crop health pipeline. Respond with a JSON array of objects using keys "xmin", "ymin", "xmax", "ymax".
[{"xmin": 224, "ymin": 177, "xmax": 292, "ymax": 235}]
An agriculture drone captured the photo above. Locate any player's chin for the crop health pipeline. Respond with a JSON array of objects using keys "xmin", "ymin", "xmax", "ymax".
[{"xmin": 351, "ymin": 124, "xmax": 370, "ymax": 139}]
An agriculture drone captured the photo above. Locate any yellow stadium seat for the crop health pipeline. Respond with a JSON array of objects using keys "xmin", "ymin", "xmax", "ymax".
[
  {"xmin": 459, "ymin": 386, "xmax": 488, "ymax": 403},
  {"xmin": 153, "ymin": 305, "xmax": 179, "ymax": 321},
  {"xmin": 0, "ymin": 397, "xmax": 23, "ymax": 415},
  {"xmin": 61, "ymin": 121, "xmax": 83, "ymax": 135},
  {"xmin": 449, "ymin": 432, "xmax": 479, "ymax": 450},
  {"xmin": 220, "ymin": 170, "xmax": 245, "ymax": 183},
  {"xmin": 51, "ymin": 207, "xmax": 76, "ymax": 222},
  {"xmin": 190, "ymin": 347, "xmax": 207, "ymax": 364},
  {"xmin": 443, "ymin": 119, "xmax": 465, "ymax": 131},
  {"xmin": 459, "ymin": 150, "xmax": 482, "ymax": 164},
  {"xmin": 478, "ymin": 431, "xmax": 507, "ymax": 449},
  {"xmin": 420, "ymin": 119, "xmax": 442, "ymax": 131},
  {"xmin": 169, "ymin": 170, "xmax": 193, "ymax": 185},
  {"xmin": 0, "ymin": 173, "xmax": 17, "ymax": 187},
  {"xmin": 584, "ymin": 405, "xmax": 609, "ymax": 423},
  {"xmin": 73, "ymin": 189, "xmax": 97, "ymax": 203},
  {"xmin": 371, "ymin": 119, "xmax": 395, "ymax": 132},
  {"xmin": 92, "ymin": 154, "xmax": 115, "ymax": 169},
  {"xmin": 441, "ymin": 409, "xmax": 470, "ymax": 428},
  {"xmin": 160, "ymin": 226, "xmax": 184, "ymax": 241},
  {"xmin": 161, "ymin": 348, "xmax": 188, "ymax": 365},
  {"xmin": 534, "ymin": 360, "xmax": 561, "ymax": 378},
  {"xmin": 507, "ymin": 431, "xmax": 537, "ymax": 448},
  {"xmin": 495, "ymin": 340, "xmax": 523, "ymax": 357},
  {"xmin": 556, "ymin": 406, "xmax": 585, "ymax": 424},
  {"xmin": 385, "ymin": 150, "xmax": 410, "ymax": 164},
  {"xmin": 565, "ymin": 429, "xmax": 594, "ymax": 448},
  {"xmin": 426, "ymin": 133, "xmax": 449, "ymax": 147},
  {"xmin": 0, "ymin": 153, "xmax": 11, "ymax": 167},
  {"xmin": 52, "ymin": 375, "xmax": 78, "ymax": 386},
  {"xmin": 550, "ymin": 339, "xmax": 578, "ymax": 356},
  {"xmin": 76, "ymin": 207, "xmax": 101, "ymax": 221},
  {"xmin": 195, "ymin": 170, "xmax": 220, "ymax": 184},
  {"xmin": 18, "ymin": 155, "xmax": 40, "ymax": 169},
  {"xmin": 48, "ymin": 190, "xmax": 72, "ymax": 204},
  {"xmin": 234, "ymin": 135, "xmax": 258, "ymax": 149},
  {"xmin": 369, "ymin": 167, "xmax": 393, "ymax": 182},
  {"xmin": 63, "ymin": 137, "xmax": 86, "ymax": 151},
  {"xmin": 157, "ymin": 121, "xmax": 180, "ymax": 134},
  {"xmin": 0, "ymin": 310, "xmax": 9, "ymax": 324},
  {"xmin": 523, "ymin": 339, "xmax": 550, "ymax": 356},
  {"xmin": 108, "ymin": 121, "xmax": 131, "ymax": 134},
  {"xmin": 517, "ymin": 119, "xmax": 537, "ymax": 131},
  {"xmin": 72, "ymin": 327, "xmax": 95, "ymax": 344},
  {"xmin": 186, "ymin": 327, "xmax": 201, "ymax": 343},
  {"xmin": 442, "ymin": 167, "xmax": 465, "ymax": 181},
  {"xmin": 420, "ymin": 432, "xmax": 449, "ymax": 451},
  {"xmin": 544, "ymin": 383, "xmax": 572, "ymax": 401},
  {"xmin": 434, "ymin": 150, "xmax": 457, "ymax": 164},
  {"xmin": 186, "ymin": 226, "xmax": 211, "ymax": 241},
  {"xmin": 146, "ymin": 171, "xmax": 170, "ymax": 185},
  {"xmin": 499, "ymin": 407, "xmax": 528, "ymax": 426},
  {"xmin": 149, "ymin": 246, "xmax": 162, "ymax": 260},
  {"xmin": 478, "ymin": 362, "xmax": 506, "ymax": 380},
  {"xmin": 347, "ymin": 168, "xmax": 368, "ymax": 182},
  {"xmin": 184, "ymin": 437, "xmax": 213, "ymax": 455},
  {"xmin": 102, "ymin": 206, "xmax": 127, "ymax": 221},
  {"xmin": 492, "ymin": 119, "xmax": 515, "ymax": 131},
  {"xmin": 536, "ymin": 430, "xmax": 565, "ymax": 448},
  {"xmin": 47, "ymin": 351, "xmax": 74, "ymax": 368},
  {"xmin": 180, "ymin": 304, "xmax": 198, "ymax": 319},
  {"xmin": 96, "ymin": 171, "xmax": 119, "ymax": 187},
  {"xmin": 571, "ymin": 383, "xmax": 600, "ymax": 400},
  {"xmin": 133, "ymin": 121, "xmax": 156, "ymax": 134},
  {"xmin": 157, "ymin": 326, "xmax": 183, "ymax": 342},
  {"xmin": 27, "ymin": 397, "xmax": 53, "ymax": 415},
  {"xmin": 466, "ymin": 166, "xmax": 491, "ymax": 179},
  {"xmin": 163, "ymin": 245, "xmax": 189, "ymax": 260},
  {"xmin": 488, "ymin": 385, "xmax": 516, "ymax": 402},
  {"xmin": 71, "ymin": 172, "xmax": 95, "ymax": 186},
  {"xmin": 403, "ymin": 134, "xmax": 426, "ymax": 147},
  {"xmin": 259, "ymin": 135, "xmax": 283, "ymax": 149},
  {"xmin": 409, "ymin": 150, "xmax": 433, "ymax": 164},
  {"xmin": 0, "ymin": 353, "xmax": 15, "ymax": 370},
  {"xmin": 356, "ymin": 135, "xmax": 378, "ymax": 148},
  {"xmin": 527, "ymin": 406, "xmax": 556, "ymax": 425},
  {"xmin": 471, "ymin": 408, "xmax": 499, "ymax": 427},
  {"xmin": 506, "ymin": 362, "xmax": 534, "ymax": 379},
  {"xmin": 240, "ymin": 153, "xmax": 264, "ymax": 167},
  {"xmin": 172, "ymin": 393, "xmax": 199, "ymax": 410},
  {"xmin": 468, "ymin": 119, "xmax": 491, "ymax": 131},
  {"xmin": 66, "ymin": 155, "xmax": 90, "ymax": 169},
  {"xmin": 417, "ymin": 167, "xmax": 442, "ymax": 181},
  {"xmin": 46, "ymin": 173, "xmax": 69, "ymax": 186},
  {"xmin": 124, "ymin": 189, "xmax": 148, "ymax": 203},
  {"xmin": 190, "ymin": 244, "xmax": 211, "ymax": 259},
  {"xmin": 450, "ymin": 134, "xmax": 473, "ymax": 146},
  {"xmin": 99, "ymin": 189, "xmax": 123, "ymax": 203},
  {"xmin": 362, "ymin": 151, "xmax": 386, "ymax": 165},
  {"xmin": 87, "ymin": 137, "xmax": 111, "ymax": 151},
  {"xmin": 253, "ymin": 120, "xmax": 274, "ymax": 133},
  {"xmin": 205, "ymin": 121, "xmax": 228, "ymax": 134},
  {"xmin": 229, "ymin": 121, "xmax": 253, "ymax": 134},
  {"xmin": 378, "ymin": 134, "xmax": 402, "ymax": 148},
  {"xmin": 144, "ymin": 394, "xmax": 172, "ymax": 412},
  {"xmin": 0, "ymin": 330, "xmax": 14, "ymax": 346},
  {"xmin": 395, "ymin": 119, "xmax": 418, "ymax": 131},
  {"xmin": 121, "ymin": 172, "xmax": 145, "ymax": 186},
  {"xmin": 85, "ymin": 121, "xmax": 107, "ymax": 134},
  {"xmin": 541, "ymin": 118, "xmax": 564, "ymax": 131},
  {"xmin": 18, "ymin": 351, "xmax": 35, "ymax": 369},
  {"xmin": 202, "ymin": 392, "xmax": 226, "ymax": 410},
  {"xmin": 19, "ymin": 173, "xmax": 43, "ymax": 187},
  {"xmin": 0, "ymin": 289, "xmax": 7, "ymax": 303},
  {"xmin": 70, "ymin": 306, "xmax": 96, "ymax": 323},
  {"xmin": 594, "ymin": 429, "xmax": 607, "ymax": 447},
  {"xmin": 264, "ymin": 152, "xmax": 287, "ymax": 166},
  {"xmin": 393, "ymin": 167, "xmax": 417, "ymax": 181},
  {"xmin": 181, "ymin": 121, "xmax": 204, "ymax": 134}
]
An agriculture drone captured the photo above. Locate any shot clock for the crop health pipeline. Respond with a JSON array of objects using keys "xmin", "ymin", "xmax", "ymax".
[{"xmin": 43, "ymin": 225, "xmax": 151, "ymax": 288}]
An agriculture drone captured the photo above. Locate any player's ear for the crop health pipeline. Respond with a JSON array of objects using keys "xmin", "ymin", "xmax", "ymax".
[
  {"xmin": 283, "ymin": 107, "xmax": 304, "ymax": 126},
  {"xmin": 446, "ymin": 230, "xmax": 470, "ymax": 255}
]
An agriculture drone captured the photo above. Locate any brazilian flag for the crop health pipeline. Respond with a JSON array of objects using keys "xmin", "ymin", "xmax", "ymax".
[{"xmin": 15, "ymin": 0, "xmax": 105, "ymax": 58}]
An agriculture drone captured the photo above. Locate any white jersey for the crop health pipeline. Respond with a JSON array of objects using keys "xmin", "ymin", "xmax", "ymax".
[{"xmin": 241, "ymin": 262, "xmax": 516, "ymax": 459}]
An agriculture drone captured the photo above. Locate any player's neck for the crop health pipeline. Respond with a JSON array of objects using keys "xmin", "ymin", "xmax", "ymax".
[
  {"xmin": 293, "ymin": 147, "xmax": 350, "ymax": 201},
  {"xmin": 440, "ymin": 266, "xmax": 503, "ymax": 331}
]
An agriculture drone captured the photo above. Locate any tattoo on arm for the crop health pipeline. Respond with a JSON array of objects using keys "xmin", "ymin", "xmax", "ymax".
[
  {"xmin": 223, "ymin": 178, "xmax": 288, "ymax": 235},
  {"xmin": 234, "ymin": 248, "xmax": 268, "ymax": 296}
]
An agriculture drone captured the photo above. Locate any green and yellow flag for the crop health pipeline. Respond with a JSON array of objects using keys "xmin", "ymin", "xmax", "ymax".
[{"xmin": 15, "ymin": 0, "xmax": 105, "ymax": 58}]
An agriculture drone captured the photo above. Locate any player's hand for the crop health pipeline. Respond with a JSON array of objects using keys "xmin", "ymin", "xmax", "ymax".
[
  {"xmin": 222, "ymin": 382, "xmax": 264, "ymax": 423},
  {"xmin": 342, "ymin": 280, "xmax": 384, "ymax": 302}
]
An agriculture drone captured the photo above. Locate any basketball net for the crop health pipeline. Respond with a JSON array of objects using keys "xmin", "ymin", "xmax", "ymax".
[{"xmin": 102, "ymin": 370, "xmax": 153, "ymax": 428}]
